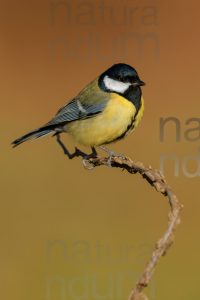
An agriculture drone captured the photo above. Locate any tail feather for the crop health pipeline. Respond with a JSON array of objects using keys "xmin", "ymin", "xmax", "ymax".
[{"xmin": 12, "ymin": 126, "xmax": 54, "ymax": 148}]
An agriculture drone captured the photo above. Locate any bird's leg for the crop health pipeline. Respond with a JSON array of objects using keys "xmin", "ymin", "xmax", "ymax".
[
  {"xmin": 55, "ymin": 134, "xmax": 98, "ymax": 161},
  {"xmin": 55, "ymin": 134, "xmax": 86, "ymax": 159},
  {"xmin": 90, "ymin": 146, "xmax": 98, "ymax": 158},
  {"xmin": 99, "ymin": 145, "xmax": 125, "ymax": 166}
]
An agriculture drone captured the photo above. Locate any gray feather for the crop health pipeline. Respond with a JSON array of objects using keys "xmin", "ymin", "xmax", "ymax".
[{"xmin": 46, "ymin": 98, "xmax": 107, "ymax": 127}]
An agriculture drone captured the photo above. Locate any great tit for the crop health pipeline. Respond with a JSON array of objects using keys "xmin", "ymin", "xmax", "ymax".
[{"xmin": 12, "ymin": 63, "xmax": 145, "ymax": 158}]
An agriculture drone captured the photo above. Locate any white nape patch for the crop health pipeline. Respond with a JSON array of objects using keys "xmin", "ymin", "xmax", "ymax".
[{"xmin": 103, "ymin": 75, "xmax": 131, "ymax": 93}]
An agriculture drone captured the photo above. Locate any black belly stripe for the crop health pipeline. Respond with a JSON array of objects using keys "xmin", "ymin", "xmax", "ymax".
[{"xmin": 111, "ymin": 112, "xmax": 137, "ymax": 143}]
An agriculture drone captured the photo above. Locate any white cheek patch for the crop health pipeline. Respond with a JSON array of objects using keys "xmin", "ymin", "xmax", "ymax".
[{"xmin": 103, "ymin": 75, "xmax": 131, "ymax": 93}]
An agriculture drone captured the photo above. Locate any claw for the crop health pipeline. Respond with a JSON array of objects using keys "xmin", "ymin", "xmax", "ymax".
[
  {"xmin": 99, "ymin": 146, "xmax": 126, "ymax": 167},
  {"xmin": 82, "ymin": 158, "xmax": 94, "ymax": 170}
]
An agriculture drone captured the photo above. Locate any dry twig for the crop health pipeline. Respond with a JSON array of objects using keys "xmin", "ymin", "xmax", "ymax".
[{"xmin": 59, "ymin": 140, "xmax": 183, "ymax": 300}]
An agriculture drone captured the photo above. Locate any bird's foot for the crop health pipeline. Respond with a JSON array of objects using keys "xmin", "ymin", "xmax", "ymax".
[
  {"xmin": 99, "ymin": 146, "xmax": 126, "ymax": 167},
  {"xmin": 81, "ymin": 147, "xmax": 98, "ymax": 169}
]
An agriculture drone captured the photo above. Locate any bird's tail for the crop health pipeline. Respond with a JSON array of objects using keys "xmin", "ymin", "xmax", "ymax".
[{"xmin": 12, "ymin": 126, "xmax": 54, "ymax": 148}]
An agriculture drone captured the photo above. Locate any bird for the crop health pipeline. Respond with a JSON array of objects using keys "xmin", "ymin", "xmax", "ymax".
[{"xmin": 12, "ymin": 63, "xmax": 145, "ymax": 160}]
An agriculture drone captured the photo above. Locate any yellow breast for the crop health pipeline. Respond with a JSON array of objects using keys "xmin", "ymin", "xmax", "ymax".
[{"xmin": 66, "ymin": 94, "xmax": 143, "ymax": 147}]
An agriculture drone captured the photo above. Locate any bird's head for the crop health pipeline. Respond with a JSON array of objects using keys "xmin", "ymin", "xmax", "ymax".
[{"xmin": 99, "ymin": 63, "xmax": 145, "ymax": 94}]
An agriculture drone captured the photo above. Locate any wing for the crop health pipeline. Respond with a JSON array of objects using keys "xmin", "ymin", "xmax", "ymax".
[{"xmin": 46, "ymin": 79, "xmax": 109, "ymax": 127}]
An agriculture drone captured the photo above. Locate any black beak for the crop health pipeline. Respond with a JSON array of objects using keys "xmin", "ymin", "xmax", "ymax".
[
  {"xmin": 132, "ymin": 79, "xmax": 145, "ymax": 87},
  {"xmin": 138, "ymin": 80, "xmax": 145, "ymax": 86}
]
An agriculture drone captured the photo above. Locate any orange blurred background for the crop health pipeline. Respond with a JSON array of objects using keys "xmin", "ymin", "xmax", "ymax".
[{"xmin": 1, "ymin": 1, "xmax": 200, "ymax": 299}]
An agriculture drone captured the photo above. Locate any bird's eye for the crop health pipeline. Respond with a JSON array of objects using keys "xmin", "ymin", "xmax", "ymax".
[
  {"xmin": 116, "ymin": 75, "xmax": 130, "ymax": 82},
  {"xmin": 122, "ymin": 76, "xmax": 130, "ymax": 83},
  {"xmin": 118, "ymin": 76, "xmax": 126, "ymax": 82}
]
